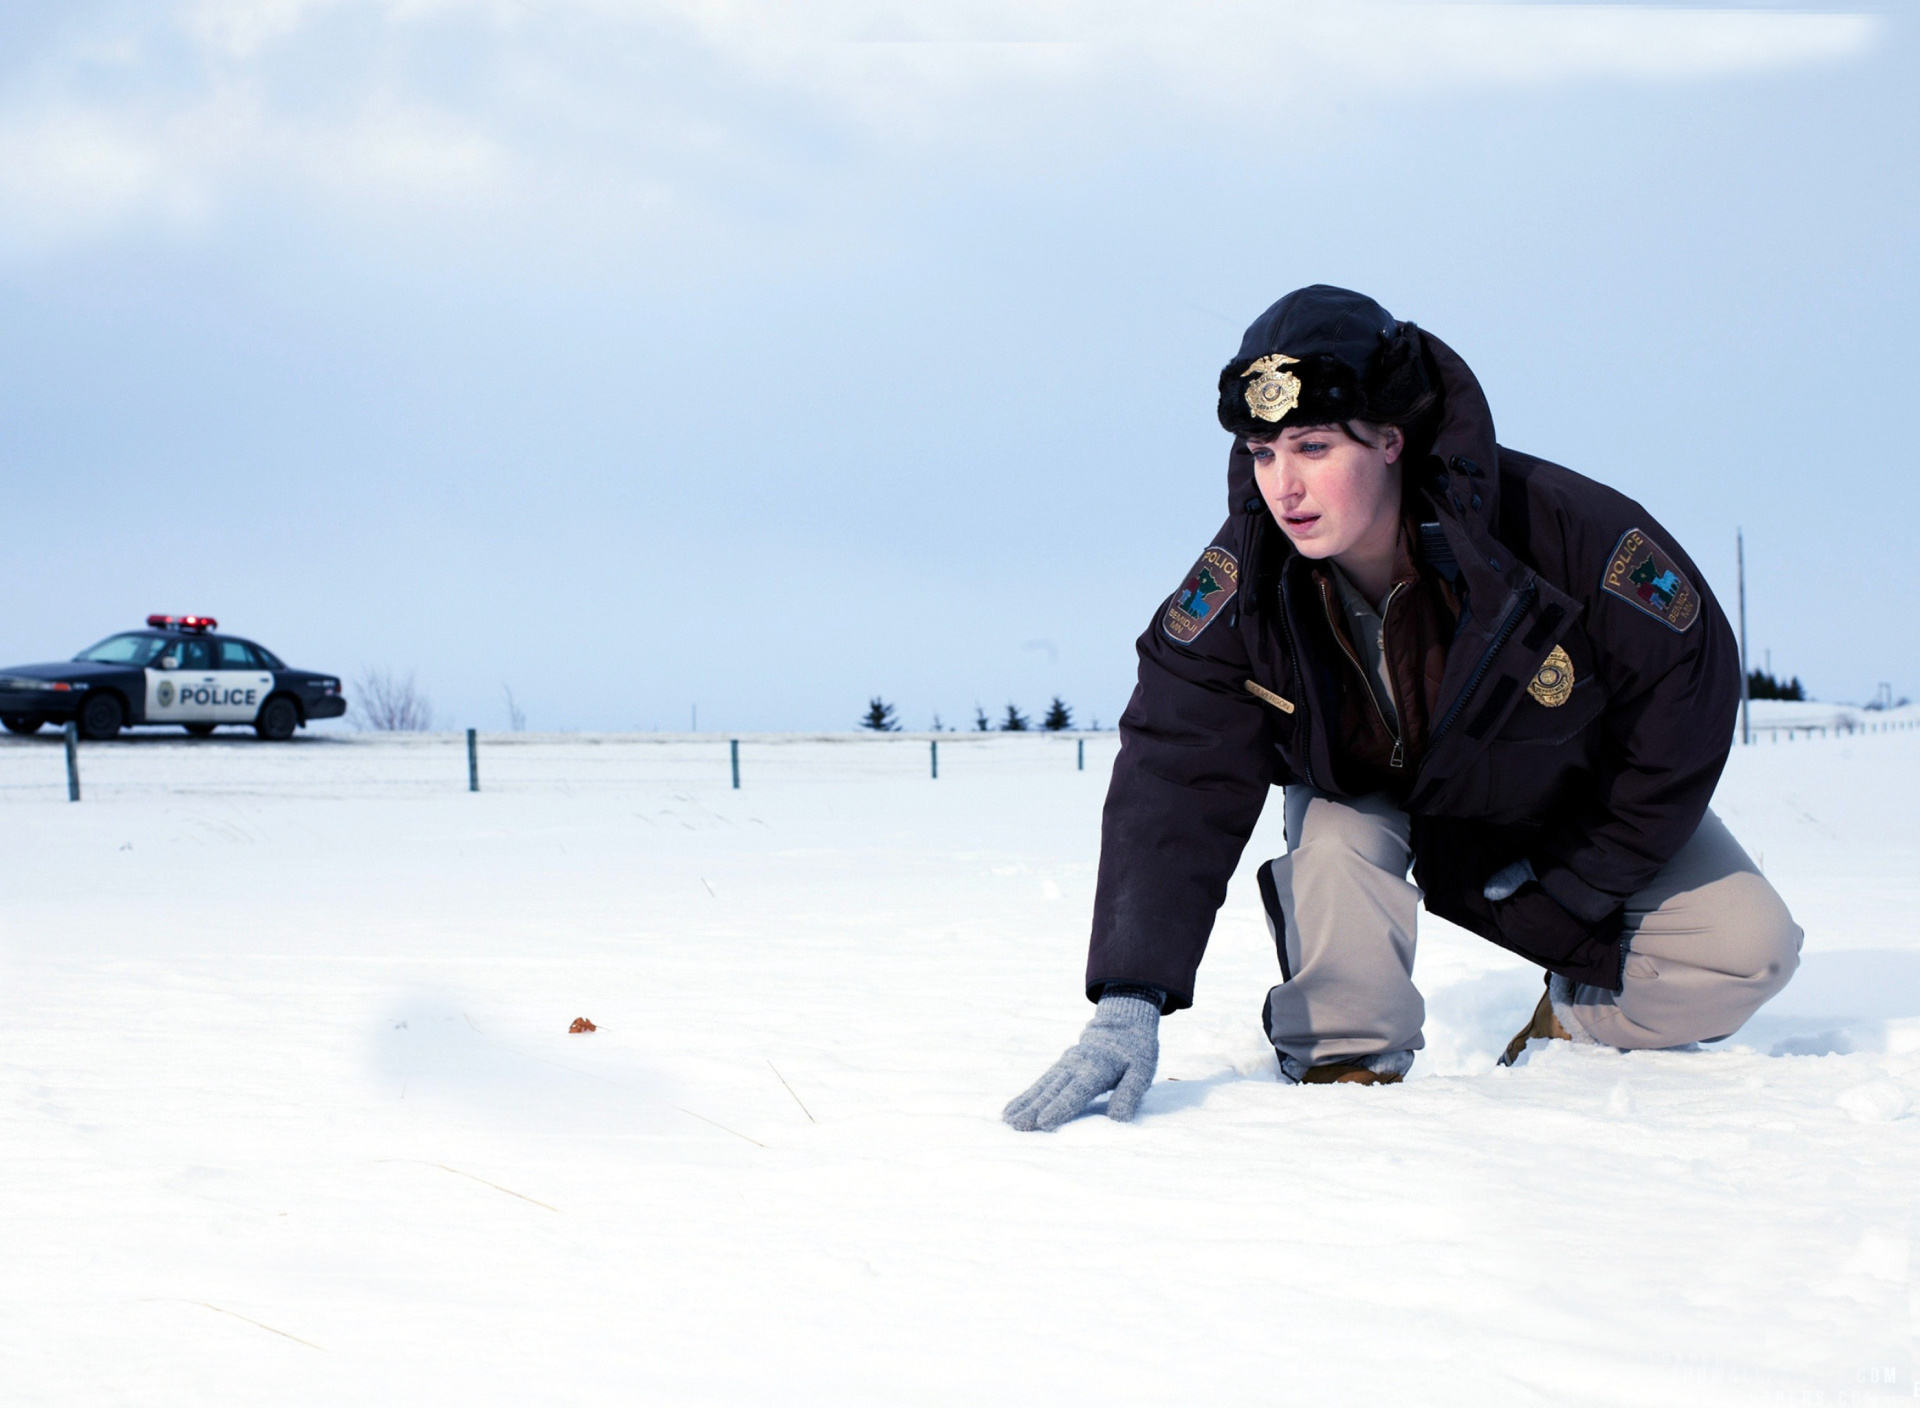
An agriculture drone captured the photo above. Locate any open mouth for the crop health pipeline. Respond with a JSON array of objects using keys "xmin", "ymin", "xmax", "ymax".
[{"xmin": 1282, "ymin": 513, "xmax": 1321, "ymax": 530}]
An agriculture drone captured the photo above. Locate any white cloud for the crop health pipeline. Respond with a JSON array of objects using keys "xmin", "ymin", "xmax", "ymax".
[
  {"xmin": 696, "ymin": 2, "xmax": 1879, "ymax": 105},
  {"xmin": 183, "ymin": 0, "xmax": 343, "ymax": 59},
  {"xmin": 0, "ymin": 2, "xmax": 1878, "ymax": 262}
]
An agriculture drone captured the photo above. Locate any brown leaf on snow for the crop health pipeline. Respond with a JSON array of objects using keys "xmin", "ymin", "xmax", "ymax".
[{"xmin": 568, "ymin": 1017, "xmax": 597, "ymax": 1033}]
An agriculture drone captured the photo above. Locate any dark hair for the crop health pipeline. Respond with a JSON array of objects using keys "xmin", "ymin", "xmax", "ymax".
[
  {"xmin": 1217, "ymin": 323, "xmax": 1440, "ymax": 452},
  {"xmin": 1335, "ymin": 421, "xmax": 1373, "ymax": 445}
]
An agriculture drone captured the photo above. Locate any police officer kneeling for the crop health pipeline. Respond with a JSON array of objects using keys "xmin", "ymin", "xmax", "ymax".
[{"xmin": 1004, "ymin": 285, "xmax": 1802, "ymax": 1132}]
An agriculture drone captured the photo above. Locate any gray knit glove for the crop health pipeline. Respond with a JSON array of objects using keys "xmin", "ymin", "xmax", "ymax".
[{"xmin": 1002, "ymin": 991, "xmax": 1161, "ymax": 1132}]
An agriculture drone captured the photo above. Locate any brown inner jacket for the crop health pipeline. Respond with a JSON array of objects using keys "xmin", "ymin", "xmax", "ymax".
[{"xmin": 1304, "ymin": 519, "xmax": 1459, "ymax": 801}]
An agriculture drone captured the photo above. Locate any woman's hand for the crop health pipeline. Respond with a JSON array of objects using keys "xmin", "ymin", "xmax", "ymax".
[{"xmin": 1002, "ymin": 992, "xmax": 1161, "ymax": 1132}]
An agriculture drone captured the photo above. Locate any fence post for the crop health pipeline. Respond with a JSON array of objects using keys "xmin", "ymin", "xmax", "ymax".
[
  {"xmin": 1077, "ymin": 737, "xmax": 1084, "ymax": 772},
  {"xmin": 930, "ymin": 738, "xmax": 938, "ymax": 780},
  {"xmin": 730, "ymin": 738, "xmax": 740, "ymax": 789},
  {"xmin": 467, "ymin": 728, "xmax": 479, "ymax": 792},
  {"xmin": 64, "ymin": 721, "xmax": 80, "ymax": 802}
]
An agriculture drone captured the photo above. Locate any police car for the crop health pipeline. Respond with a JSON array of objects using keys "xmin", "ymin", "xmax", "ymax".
[{"xmin": 0, "ymin": 616, "xmax": 346, "ymax": 741}]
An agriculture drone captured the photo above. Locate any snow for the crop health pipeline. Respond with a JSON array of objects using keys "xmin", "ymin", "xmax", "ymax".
[{"xmin": 2, "ymin": 724, "xmax": 1916, "ymax": 1405}]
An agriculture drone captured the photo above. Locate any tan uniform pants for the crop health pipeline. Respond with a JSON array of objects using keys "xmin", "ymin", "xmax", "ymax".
[{"xmin": 1258, "ymin": 788, "xmax": 1803, "ymax": 1065}]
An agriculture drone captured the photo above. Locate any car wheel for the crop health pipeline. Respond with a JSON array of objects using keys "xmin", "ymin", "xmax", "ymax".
[
  {"xmin": 184, "ymin": 724, "xmax": 216, "ymax": 738},
  {"xmin": 254, "ymin": 695, "xmax": 299, "ymax": 741},
  {"xmin": 78, "ymin": 692, "xmax": 125, "ymax": 741},
  {"xmin": 2, "ymin": 715, "xmax": 43, "ymax": 735}
]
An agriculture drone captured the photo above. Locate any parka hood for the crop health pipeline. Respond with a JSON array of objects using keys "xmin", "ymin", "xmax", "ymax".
[{"xmin": 1226, "ymin": 324, "xmax": 1499, "ymax": 537}]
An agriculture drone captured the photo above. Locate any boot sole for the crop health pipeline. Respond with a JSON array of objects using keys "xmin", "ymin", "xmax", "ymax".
[{"xmin": 1299, "ymin": 1064, "xmax": 1403, "ymax": 1086}]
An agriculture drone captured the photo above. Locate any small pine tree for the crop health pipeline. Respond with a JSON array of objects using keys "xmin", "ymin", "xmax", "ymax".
[
  {"xmin": 1000, "ymin": 703, "xmax": 1029, "ymax": 732},
  {"xmin": 974, "ymin": 705, "xmax": 992, "ymax": 732},
  {"xmin": 1746, "ymin": 670, "xmax": 1806, "ymax": 702},
  {"xmin": 929, "ymin": 712, "xmax": 945, "ymax": 733},
  {"xmin": 1041, "ymin": 696, "xmax": 1072, "ymax": 731},
  {"xmin": 861, "ymin": 696, "xmax": 900, "ymax": 731}
]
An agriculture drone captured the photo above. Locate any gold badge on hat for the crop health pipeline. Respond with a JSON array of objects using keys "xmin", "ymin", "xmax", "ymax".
[
  {"xmin": 1528, "ymin": 645, "xmax": 1574, "ymax": 707},
  {"xmin": 1242, "ymin": 353, "xmax": 1301, "ymax": 423}
]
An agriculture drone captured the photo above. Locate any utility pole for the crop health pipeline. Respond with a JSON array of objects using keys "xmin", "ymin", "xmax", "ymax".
[{"xmin": 1737, "ymin": 529, "xmax": 1750, "ymax": 747}]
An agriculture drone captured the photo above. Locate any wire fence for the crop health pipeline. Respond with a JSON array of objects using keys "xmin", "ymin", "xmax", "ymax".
[
  {"xmin": 1750, "ymin": 719, "xmax": 1920, "ymax": 743},
  {"xmin": 1741, "ymin": 704, "xmax": 1920, "ymax": 745},
  {"xmin": 0, "ymin": 730, "xmax": 1121, "ymax": 804},
  {"xmin": 5, "ymin": 705, "xmax": 1917, "ymax": 804}
]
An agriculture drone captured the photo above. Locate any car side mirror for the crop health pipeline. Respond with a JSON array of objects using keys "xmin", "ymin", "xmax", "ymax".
[{"xmin": 158, "ymin": 657, "xmax": 180, "ymax": 670}]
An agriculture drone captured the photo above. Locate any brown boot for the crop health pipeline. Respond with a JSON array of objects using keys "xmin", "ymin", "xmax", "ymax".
[
  {"xmin": 1300, "ymin": 1062, "xmax": 1404, "ymax": 1086},
  {"xmin": 1498, "ymin": 985, "xmax": 1571, "ymax": 1067}
]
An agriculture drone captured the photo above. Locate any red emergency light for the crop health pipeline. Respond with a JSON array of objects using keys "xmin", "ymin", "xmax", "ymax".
[{"xmin": 147, "ymin": 614, "xmax": 218, "ymax": 632}]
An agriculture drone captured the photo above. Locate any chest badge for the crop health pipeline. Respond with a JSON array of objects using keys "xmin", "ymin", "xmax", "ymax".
[{"xmin": 1528, "ymin": 645, "xmax": 1574, "ymax": 707}]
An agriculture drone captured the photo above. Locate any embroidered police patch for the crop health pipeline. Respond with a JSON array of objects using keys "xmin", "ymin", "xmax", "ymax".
[
  {"xmin": 1163, "ymin": 546, "xmax": 1240, "ymax": 643},
  {"xmin": 1602, "ymin": 528, "xmax": 1699, "ymax": 632}
]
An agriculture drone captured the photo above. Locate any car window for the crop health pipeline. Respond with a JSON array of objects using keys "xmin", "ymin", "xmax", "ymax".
[
  {"xmin": 244, "ymin": 640, "xmax": 284, "ymax": 669},
  {"xmin": 161, "ymin": 639, "xmax": 215, "ymax": 670},
  {"xmin": 217, "ymin": 639, "xmax": 261, "ymax": 669},
  {"xmin": 76, "ymin": 634, "xmax": 171, "ymax": 666}
]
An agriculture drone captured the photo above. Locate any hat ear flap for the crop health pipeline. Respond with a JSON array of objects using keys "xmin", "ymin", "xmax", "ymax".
[
  {"xmin": 1216, "ymin": 359, "xmax": 1256, "ymax": 436},
  {"xmin": 1299, "ymin": 353, "xmax": 1359, "ymax": 421},
  {"xmin": 1361, "ymin": 324, "xmax": 1438, "ymax": 426}
]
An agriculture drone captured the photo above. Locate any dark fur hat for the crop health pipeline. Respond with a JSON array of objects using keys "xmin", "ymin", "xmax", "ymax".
[{"xmin": 1216, "ymin": 285, "xmax": 1438, "ymax": 443}]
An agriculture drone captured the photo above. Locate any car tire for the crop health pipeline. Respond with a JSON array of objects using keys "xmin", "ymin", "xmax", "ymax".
[
  {"xmin": 2, "ymin": 715, "xmax": 43, "ymax": 735},
  {"xmin": 184, "ymin": 724, "xmax": 216, "ymax": 738},
  {"xmin": 254, "ymin": 695, "xmax": 299, "ymax": 742},
  {"xmin": 78, "ymin": 692, "xmax": 125, "ymax": 741}
]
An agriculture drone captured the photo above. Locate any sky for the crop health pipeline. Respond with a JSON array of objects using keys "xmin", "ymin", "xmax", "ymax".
[{"xmin": 1, "ymin": 1, "xmax": 1914, "ymax": 732}]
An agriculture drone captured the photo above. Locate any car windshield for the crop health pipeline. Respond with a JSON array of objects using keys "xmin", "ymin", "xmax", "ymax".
[{"xmin": 75, "ymin": 634, "xmax": 172, "ymax": 666}]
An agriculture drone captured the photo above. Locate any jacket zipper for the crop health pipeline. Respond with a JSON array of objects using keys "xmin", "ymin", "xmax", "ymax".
[
  {"xmin": 1277, "ymin": 571, "xmax": 1319, "ymax": 790},
  {"xmin": 1429, "ymin": 583, "xmax": 1538, "ymax": 747},
  {"xmin": 1320, "ymin": 577, "xmax": 1407, "ymax": 770},
  {"xmin": 1381, "ymin": 582, "xmax": 1406, "ymax": 769}
]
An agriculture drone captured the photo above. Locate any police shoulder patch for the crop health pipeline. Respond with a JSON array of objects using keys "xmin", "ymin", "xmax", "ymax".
[
  {"xmin": 1601, "ymin": 527, "xmax": 1699, "ymax": 632},
  {"xmin": 1163, "ymin": 546, "xmax": 1241, "ymax": 644}
]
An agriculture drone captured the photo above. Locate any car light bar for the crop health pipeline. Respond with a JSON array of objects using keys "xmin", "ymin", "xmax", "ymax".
[{"xmin": 147, "ymin": 614, "xmax": 218, "ymax": 632}]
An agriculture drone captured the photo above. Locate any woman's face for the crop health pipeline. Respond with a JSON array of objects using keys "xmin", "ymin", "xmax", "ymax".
[{"xmin": 1248, "ymin": 422, "xmax": 1404, "ymax": 561}]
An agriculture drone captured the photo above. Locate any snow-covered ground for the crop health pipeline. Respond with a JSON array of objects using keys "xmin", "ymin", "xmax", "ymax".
[{"xmin": 2, "ymin": 724, "xmax": 1916, "ymax": 1405}]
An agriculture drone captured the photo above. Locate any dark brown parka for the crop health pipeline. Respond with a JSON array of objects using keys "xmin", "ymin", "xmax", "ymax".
[{"xmin": 1085, "ymin": 331, "xmax": 1740, "ymax": 1007}]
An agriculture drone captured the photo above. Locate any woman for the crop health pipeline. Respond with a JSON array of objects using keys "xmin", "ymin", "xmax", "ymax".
[{"xmin": 1004, "ymin": 285, "xmax": 1801, "ymax": 1132}]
